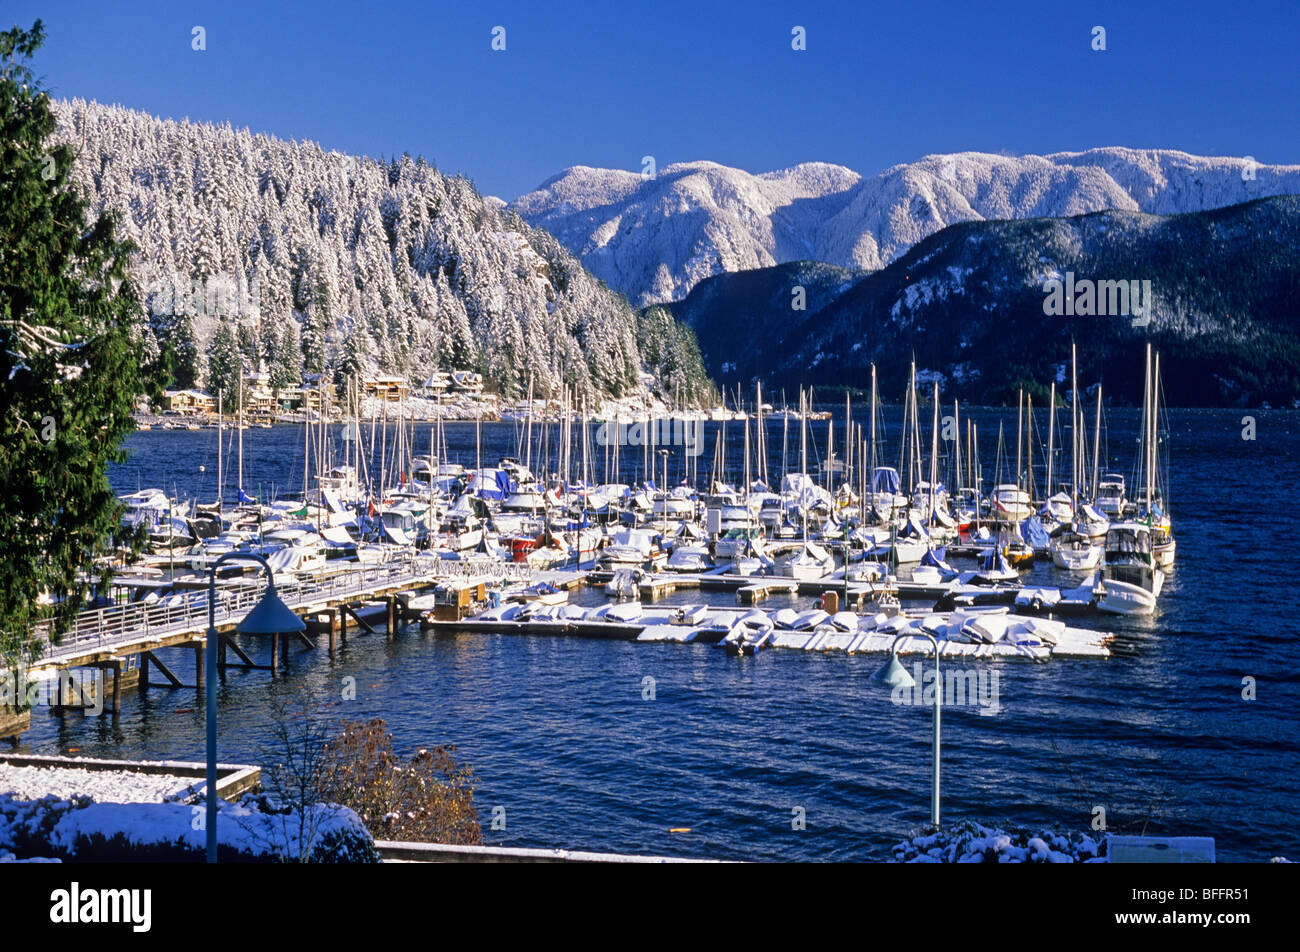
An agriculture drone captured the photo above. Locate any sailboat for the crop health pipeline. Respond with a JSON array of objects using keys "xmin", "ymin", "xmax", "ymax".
[
  {"xmin": 1140, "ymin": 350, "xmax": 1176, "ymax": 569},
  {"xmin": 1050, "ymin": 357, "xmax": 1104, "ymax": 569},
  {"xmin": 1096, "ymin": 345, "xmax": 1166, "ymax": 615},
  {"xmin": 775, "ymin": 389, "xmax": 834, "ymax": 580}
]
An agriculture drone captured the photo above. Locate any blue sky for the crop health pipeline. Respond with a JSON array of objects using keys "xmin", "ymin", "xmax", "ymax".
[{"xmin": 11, "ymin": 0, "xmax": 1299, "ymax": 198}]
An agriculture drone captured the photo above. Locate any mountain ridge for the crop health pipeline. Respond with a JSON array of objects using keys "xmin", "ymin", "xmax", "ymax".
[
  {"xmin": 697, "ymin": 195, "xmax": 1300, "ymax": 407},
  {"xmin": 514, "ymin": 148, "xmax": 1300, "ymax": 306}
]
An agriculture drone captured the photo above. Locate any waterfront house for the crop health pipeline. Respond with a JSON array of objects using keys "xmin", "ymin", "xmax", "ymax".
[
  {"xmin": 275, "ymin": 386, "xmax": 323, "ymax": 412},
  {"xmin": 163, "ymin": 389, "xmax": 215, "ymax": 415},
  {"xmin": 449, "ymin": 370, "xmax": 483, "ymax": 394},
  {"xmin": 246, "ymin": 371, "xmax": 276, "ymax": 416},
  {"xmin": 418, "ymin": 371, "xmax": 451, "ymax": 398},
  {"xmin": 362, "ymin": 374, "xmax": 409, "ymax": 402}
]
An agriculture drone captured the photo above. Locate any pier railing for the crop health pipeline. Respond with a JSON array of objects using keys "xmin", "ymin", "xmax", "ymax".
[{"xmin": 27, "ymin": 554, "xmax": 534, "ymax": 665}]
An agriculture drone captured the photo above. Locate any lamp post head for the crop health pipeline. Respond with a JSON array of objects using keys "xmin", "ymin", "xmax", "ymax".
[
  {"xmin": 872, "ymin": 652, "xmax": 915, "ymax": 690},
  {"xmin": 236, "ymin": 581, "xmax": 306, "ymax": 634}
]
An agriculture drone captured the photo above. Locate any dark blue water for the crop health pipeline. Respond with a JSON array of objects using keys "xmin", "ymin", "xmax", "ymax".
[{"xmin": 17, "ymin": 408, "xmax": 1300, "ymax": 861}]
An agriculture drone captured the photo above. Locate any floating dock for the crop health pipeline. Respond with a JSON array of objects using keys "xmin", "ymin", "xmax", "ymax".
[{"xmin": 425, "ymin": 601, "xmax": 1113, "ymax": 660}]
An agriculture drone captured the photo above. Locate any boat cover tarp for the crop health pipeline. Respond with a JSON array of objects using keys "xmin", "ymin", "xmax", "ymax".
[
  {"xmin": 320, "ymin": 526, "xmax": 356, "ymax": 546},
  {"xmin": 922, "ymin": 546, "xmax": 954, "ymax": 573},
  {"xmin": 1020, "ymin": 517, "xmax": 1051, "ymax": 550},
  {"xmin": 870, "ymin": 467, "xmax": 902, "ymax": 495},
  {"xmin": 467, "ymin": 469, "xmax": 512, "ymax": 500}
]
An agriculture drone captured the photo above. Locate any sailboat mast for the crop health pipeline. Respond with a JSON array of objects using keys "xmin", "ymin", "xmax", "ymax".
[
  {"xmin": 216, "ymin": 392, "xmax": 223, "ymax": 510},
  {"xmin": 1091, "ymin": 384, "xmax": 1102, "ymax": 508},
  {"xmin": 1070, "ymin": 343, "xmax": 1079, "ymax": 511},
  {"xmin": 237, "ymin": 362, "xmax": 244, "ymax": 497},
  {"xmin": 929, "ymin": 381, "xmax": 939, "ymax": 522},
  {"xmin": 844, "ymin": 392, "xmax": 851, "ymax": 493},
  {"xmin": 1046, "ymin": 382, "xmax": 1055, "ymax": 499},
  {"xmin": 952, "ymin": 399, "xmax": 960, "ymax": 497},
  {"xmin": 1145, "ymin": 343, "xmax": 1155, "ymax": 511},
  {"xmin": 800, "ymin": 389, "xmax": 808, "ymax": 545},
  {"xmin": 524, "ymin": 374, "xmax": 534, "ymax": 477},
  {"xmin": 1027, "ymin": 393, "xmax": 1035, "ymax": 503},
  {"xmin": 1153, "ymin": 351, "xmax": 1163, "ymax": 507},
  {"xmin": 1015, "ymin": 389, "xmax": 1023, "ymax": 492},
  {"xmin": 869, "ymin": 364, "xmax": 877, "ymax": 476}
]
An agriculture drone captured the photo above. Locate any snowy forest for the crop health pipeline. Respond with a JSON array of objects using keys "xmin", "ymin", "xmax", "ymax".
[{"xmin": 54, "ymin": 99, "xmax": 712, "ymax": 409}]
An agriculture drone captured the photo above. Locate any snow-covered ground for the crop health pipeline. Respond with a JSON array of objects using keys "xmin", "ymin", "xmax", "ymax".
[{"xmin": 0, "ymin": 763, "xmax": 192, "ymax": 803}]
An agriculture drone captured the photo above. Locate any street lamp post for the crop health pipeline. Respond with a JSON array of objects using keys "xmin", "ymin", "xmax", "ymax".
[
  {"xmin": 205, "ymin": 552, "xmax": 306, "ymax": 862},
  {"xmin": 872, "ymin": 632, "xmax": 942, "ymax": 827}
]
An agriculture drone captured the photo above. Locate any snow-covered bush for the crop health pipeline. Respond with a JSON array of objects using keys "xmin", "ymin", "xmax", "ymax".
[
  {"xmin": 892, "ymin": 820, "xmax": 1108, "ymax": 863},
  {"xmin": 0, "ymin": 792, "xmax": 377, "ymax": 863}
]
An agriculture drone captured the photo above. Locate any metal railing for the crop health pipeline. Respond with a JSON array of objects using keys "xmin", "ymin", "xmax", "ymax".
[{"xmin": 28, "ymin": 554, "xmax": 533, "ymax": 664}]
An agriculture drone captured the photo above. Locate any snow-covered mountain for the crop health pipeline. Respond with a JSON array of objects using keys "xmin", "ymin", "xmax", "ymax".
[
  {"xmin": 514, "ymin": 150, "xmax": 1300, "ymax": 305},
  {"xmin": 54, "ymin": 99, "xmax": 711, "ymax": 407},
  {"xmin": 712, "ymin": 196, "xmax": 1300, "ymax": 407}
]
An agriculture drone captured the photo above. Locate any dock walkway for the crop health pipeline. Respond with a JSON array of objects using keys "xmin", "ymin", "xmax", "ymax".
[{"xmin": 26, "ymin": 556, "xmax": 533, "ymax": 673}]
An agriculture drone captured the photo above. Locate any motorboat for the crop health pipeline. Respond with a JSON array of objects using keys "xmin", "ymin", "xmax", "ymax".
[
  {"xmin": 598, "ymin": 528, "xmax": 667, "ymax": 571},
  {"xmin": 666, "ymin": 544, "xmax": 713, "ymax": 572},
  {"xmin": 774, "ymin": 542, "xmax": 834, "ymax": 581},
  {"xmin": 715, "ymin": 526, "xmax": 763, "ymax": 560},
  {"xmin": 1094, "ymin": 474, "xmax": 1127, "ymax": 519},
  {"xmin": 1095, "ymin": 522, "xmax": 1164, "ymax": 615},
  {"xmin": 1049, "ymin": 530, "xmax": 1102, "ymax": 571},
  {"xmin": 989, "ymin": 484, "xmax": 1032, "ymax": 524},
  {"xmin": 515, "ymin": 581, "xmax": 568, "ymax": 606}
]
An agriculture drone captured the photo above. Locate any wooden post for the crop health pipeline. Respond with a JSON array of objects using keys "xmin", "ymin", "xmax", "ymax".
[
  {"xmin": 141, "ymin": 652, "xmax": 150, "ymax": 692},
  {"xmin": 271, "ymin": 632, "xmax": 280, "ymax": 675},
  {"xmin": 194, "ymin": 642, "xmax": 204, "ymax": 689},
  {"xmin": 110, "ymin": 664, "xmax": 121, "ymax": 716},
  {"xmin": 387, "ymin": 596, "xmax": 397, "ymax": 639}
]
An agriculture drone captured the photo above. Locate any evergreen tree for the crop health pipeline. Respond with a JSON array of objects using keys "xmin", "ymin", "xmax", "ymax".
[
  {"xmin": 206, "ymin": 323, "xmax": 247, "ymax": 410},
  {"xmin": 170, "ymin": 311, "xmax": 199, "ymax": 389},
  {"xmin": 236, "ymin": 320, "xmax": 259, "ymax": 365},
  {"xmin": 270, "ymin": 319, "xmax": 300, "ymax": 391},
  {"xmin": 0, "ymin": 21, "xmax": 144, "ymax": 661},
  {"xmin": 49, "ymin": 96, "xmax": 713, "ymax": 409}
]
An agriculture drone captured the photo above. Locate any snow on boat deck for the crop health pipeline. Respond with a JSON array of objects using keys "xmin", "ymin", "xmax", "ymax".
[{"xmin": 445, "ymin": 601, "xmax": 1112, "ymax": 660}]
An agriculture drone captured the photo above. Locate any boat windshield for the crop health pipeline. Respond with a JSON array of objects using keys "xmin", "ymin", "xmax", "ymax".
[{"xmin": 1105, "ymin": 529, "xmax": 1151, "ymax": 554}]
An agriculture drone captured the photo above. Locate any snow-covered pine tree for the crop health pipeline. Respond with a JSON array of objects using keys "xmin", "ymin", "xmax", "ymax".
[{"xmin": 53, "ymin": 99, "xmax": 711, "ymax": 408}]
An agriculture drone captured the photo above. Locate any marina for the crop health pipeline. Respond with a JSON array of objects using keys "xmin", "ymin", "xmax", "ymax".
[
  {"xmin": 8, "ymin": 361, "xmax": 1299, "ymax": 862},
  {"xmin": 0, "ymin": 0, "xmax": 1296, "ymax": 902},
  {"xmin": 12, "ymin": 379, "xmax": 1300, "ymax": 863}
]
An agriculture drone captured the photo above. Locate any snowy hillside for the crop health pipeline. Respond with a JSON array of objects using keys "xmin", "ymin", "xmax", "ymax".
[
  {"xmin": 760, "ymin": 196, "xmax": 1300, "ymax": 407},
  {"xmin": 54, "ymin": 99, "xmax": 711, "ymax": 407},
  {"xmin": 514, "ymin": 149, "xmax": 1300, "ymax": 305}
]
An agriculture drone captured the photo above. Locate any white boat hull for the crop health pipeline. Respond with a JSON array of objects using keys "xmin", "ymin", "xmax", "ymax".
[
  {"xmin": 1096, "ymin": 577, "xmax": 1161, "ymax": 615},
  {"xmin": 1154, "ymin": 538, "xmax": 1176, "ymax": 569},
  {"xmin": 1051, "ymin": 543, "xmax": 1101, "ymax": 571}
]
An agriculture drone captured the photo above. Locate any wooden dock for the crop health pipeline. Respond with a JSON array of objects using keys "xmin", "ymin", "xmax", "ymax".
[
  {"xmin": 9, "ymin": 557, "xmax": 536, "ymax": 736},
  {"xmin": 736, "ymin": 580, "xmax": 798, "ymax": 604}
]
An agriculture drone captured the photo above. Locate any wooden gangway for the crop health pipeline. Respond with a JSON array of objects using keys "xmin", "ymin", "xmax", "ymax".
[{"xmin": 25, "ymin": 556, "xmax": 535, "ymax": 673}]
